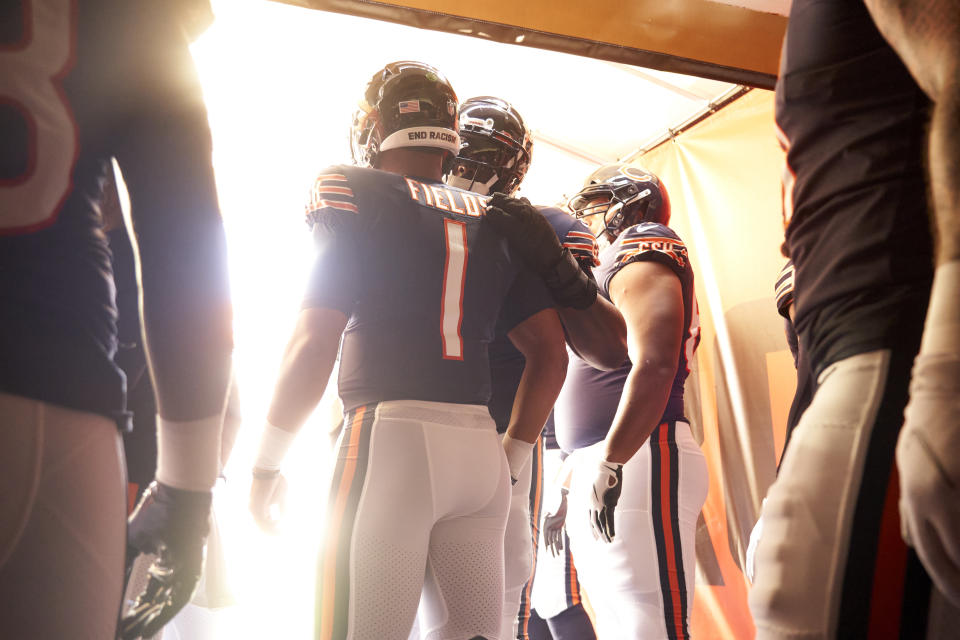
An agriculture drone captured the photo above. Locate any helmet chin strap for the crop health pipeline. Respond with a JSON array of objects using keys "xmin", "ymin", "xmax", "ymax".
[
  {"xmin": 478, "ymin": 172, "xmax": 500, "ymax": 194},
  {"xmin": 602, "ymin": 202, "xmax": 625, "ymax": 238}
]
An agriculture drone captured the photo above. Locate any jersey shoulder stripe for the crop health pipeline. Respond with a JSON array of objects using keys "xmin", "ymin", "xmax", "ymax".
[
  {"xmin": 539, "ymin": 207, "xmax": 601, "ymax": 267},
  {"xmin": 564, "ymin": 229, "xmax": 600, "ymax": 266},
  {"xmin": 305, "ymin": 166, "xmax": 359, "ymax": 227},
  {"xmin": 775, "ymin": 260, "xmax": 795, "ymax": 318}
]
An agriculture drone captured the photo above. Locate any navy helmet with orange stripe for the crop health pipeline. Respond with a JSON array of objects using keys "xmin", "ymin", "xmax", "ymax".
[
  {"xmin": 446, "ymin": 96, "xmax": 533, "ymax": 196},
  {"xmin": 567, "ymin": 164, "xmax": 671, "ymax": 239},
  {"xmin": 350, "ymin": 61, "xmax": 460, "ymax": 169}
]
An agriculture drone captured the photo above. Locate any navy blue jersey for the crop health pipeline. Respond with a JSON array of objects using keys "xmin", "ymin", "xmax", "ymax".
[
  {"xmin": 776, "ymin": 0, "xmax": 933, "ymax": 374},
  {"xmin": 554, "ymin": 223, "xmax": 699, "ymax": 452},
  {"xmin": 487, "ymin": 207, "xmax": 599, "ymax": 434},
  {"xmin": 1, "ymin": 1, "xmax": 226, "ymax": 425},
  {"xmin": 1, "ymin": 0, "xmax": 209, "ymax": 422},
  {"xmin": 303, "ymin": 165, "xmax": 553, "ymax": 412}
]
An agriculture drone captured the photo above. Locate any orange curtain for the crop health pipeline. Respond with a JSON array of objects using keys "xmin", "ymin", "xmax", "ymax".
[{"xmin": 637, "ymin": 89, "xmax": 792, "ymax": 639}]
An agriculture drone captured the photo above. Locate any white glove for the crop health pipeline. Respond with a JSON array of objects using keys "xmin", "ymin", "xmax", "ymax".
[
  {"xmin": 897, "ymin": 353, "xmax": 960, "ymax": 606},
  {"xmin": 745, "ymin": 498, "xmax": 767, "ymax": 584},
  {"xmin": 249, "ymin": 470, "xmax": 288, "ymax": 534},
  {"xmin": 589, "ymin": 460, "xmax": 623, "ymax": 543}
]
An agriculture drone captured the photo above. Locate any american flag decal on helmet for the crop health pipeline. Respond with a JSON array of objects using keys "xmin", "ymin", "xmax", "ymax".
[
  {"xmin": 398, "ymin": 100, "xmax": 420, "ymax": 114},
  {"xmin": 305, "ymin": 173, "xmax": 358, "ymax": 226}
]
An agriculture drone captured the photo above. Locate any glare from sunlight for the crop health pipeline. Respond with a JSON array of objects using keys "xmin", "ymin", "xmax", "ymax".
[{"xmin": 183, "ymin": 1, "xmax": 653, "ymax": 637}]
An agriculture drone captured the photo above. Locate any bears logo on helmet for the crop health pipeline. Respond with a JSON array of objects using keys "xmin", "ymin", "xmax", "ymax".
[
  {"xmin": 446, "ymin": 96, "xmax": 533, "ymax": 196},
  {"xmin": 567, "ymin": 164, "xmax": 671, "ymax": 239},
  {"xmin": 350, "ymin": 61, "xmax": 460, "ymax": 168}
]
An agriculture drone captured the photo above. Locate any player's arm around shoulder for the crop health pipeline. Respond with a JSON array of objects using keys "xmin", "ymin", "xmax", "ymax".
[
  {"xmin": 603, "ymin": 259, "xmax": 683, "ymax": 464},
  {"xmin": 487, "ymin": 196, "xmax": 626, "ymax": 368},
  {"xmin": 558, "ymin": 293, "xmax": 628, "ymax": 371},
  {"xmin": 555, "ymin": 218, "xmax": 628, "ymax": 370}
]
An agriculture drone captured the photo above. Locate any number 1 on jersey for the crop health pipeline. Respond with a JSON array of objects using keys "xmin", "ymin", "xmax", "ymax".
[{"xmin": 441, "ymin": 219, "xmax": 468, "ymax": 360}]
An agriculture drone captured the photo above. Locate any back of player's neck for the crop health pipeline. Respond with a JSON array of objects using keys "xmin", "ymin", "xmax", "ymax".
[{"xmin": 377, "ymin": 149, "xmax": 443, "ymax": 182}]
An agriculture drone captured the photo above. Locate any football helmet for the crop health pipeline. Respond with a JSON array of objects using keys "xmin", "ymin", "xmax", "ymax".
[
  {"xmin": 350, "ymin": 61, "xmax": 460, "ymax": 168},
  {"xmin": 567, "ymin": 164, "xmax": 671, "ymax": 238},
  {"xmin": 446, "ymin": 96, "xmax": 533, "ymax": 196}
]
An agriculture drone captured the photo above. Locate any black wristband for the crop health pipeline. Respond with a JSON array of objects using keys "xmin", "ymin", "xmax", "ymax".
[{"xmin": 542, "ymin": 249, "xmax": 598, "ymax": 310}]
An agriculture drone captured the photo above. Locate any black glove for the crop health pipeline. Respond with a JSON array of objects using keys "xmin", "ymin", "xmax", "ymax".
[
  {"xmin": 589, "ymin": 460, "xmax": 623, "ymax": 543},
  {"xmin": 486, "ymin": 193, "xmax": 598, "ymax": 310},
  {"xmin": 120, "ymin": 481, "xmax": 212, "ymax": 639},
  {"xmin": 542, "ymin": 487, "xmax": 569, "ymax": 557}
]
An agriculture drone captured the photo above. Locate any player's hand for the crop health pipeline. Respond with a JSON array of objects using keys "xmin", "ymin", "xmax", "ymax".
[
  {"xmin": 486, "ymin": 193, "xmax": 564, "ymax": 275},
  {"xmin": 896, "ymin": 354, "xmax": 960, "ymax": 606},
  {"xmin": 542, "ymin": 487, "xmax": 569, "ymax": 557},
  {"xmin": 589, "ymin": 460, "xmax": 623, "ymax": 543},
  {"xmin": 487, "ymin": 193, "xmax": 598, "ymax": 310},
  {"xmin": 745, "ymin": 498, "xmax": 766, "ymax": 584},
  {"xmin": 249, "ymin": 470, "xmax": 288, "ymax": 535},
  {"xmin": 120, "ymin": 481, "xmax": 212, "ymax": 639}
]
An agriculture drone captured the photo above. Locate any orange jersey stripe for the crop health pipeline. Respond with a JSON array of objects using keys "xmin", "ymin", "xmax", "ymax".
[
  {"xmin": 621, "ymin": 235, "xmax": 681, "ymax": 246},
  {"xmin": 316, "ymin": 186, "xmax": 354, "ymax": 197},
  {"xmin": 568, "ymin": 547, "xmax": 581, "ymax": 606}
]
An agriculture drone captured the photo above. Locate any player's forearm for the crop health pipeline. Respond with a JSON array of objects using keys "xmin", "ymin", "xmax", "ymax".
[
  {"xmin": 136, "ymin": 219, "xmax": 233, "ymax": 491},
  {"xmin": 918, "ymin": 89, "xmax": 960, "ymax": 351},
  {"xmin": 558, "ymin": 296, "xmax": 628, "ymax": 371},
  {"xmin": 266, "ymin": 329, "xmax": 340, "ymax": 433},
  {"xmin": 505, "ymin": 346, "xmax": 568, "ymax": 444},
  {"xmin": 929, "ymin": 85, "xmax": 960, "ymax": 264},
  {"xmin": 603, "ymin": 361, "xmax": 674, "ymax": 464},
  {"xmin": 220, "ymin": 378, "xmax": 242, "ymax": 470}
]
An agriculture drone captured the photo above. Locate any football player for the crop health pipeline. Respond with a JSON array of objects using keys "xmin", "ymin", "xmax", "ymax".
[
  {"xmin": 446, "ymin": 96, "xmax": 615, "ymax": 640},
  {"xmin": 537, "ymin": 165, "xmax": 708, "ymax": 639},
  {"xmin": 0, "ymin": 2, "xmax": 232, "ymax": 639},
  {"xmin": 750, "ymin": 0, "xmax": 960, "ymax": 636},
  {"xmin": 248, "ymin": 62, "xmax": 568, "ymax": 640}
]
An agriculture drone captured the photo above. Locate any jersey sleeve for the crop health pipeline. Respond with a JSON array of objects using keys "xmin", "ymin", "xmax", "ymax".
[
  {"xmin": 301, "ymin": 169, "xmax": 363, "ymax": 315},
  {"xmin": 606, "ymin": 223, "xmax": 690, "ymax": 292},
  {"xmin": 561, "ymin": 220, "xmax": 601, "ymax": 269},
  {"xmin": 496, "ymin": 266, "xmax": 555, "ymax": 334},
  {"xmin": 774, "ymin": 260, "xmax": 795, "ymax": 319}
]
